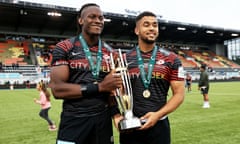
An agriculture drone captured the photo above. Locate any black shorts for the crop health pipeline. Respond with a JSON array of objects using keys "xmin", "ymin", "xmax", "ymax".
[
  {"xmin": 120, "ymin": 117, "xmax": 170, "ymax": 144},
  {"xmin": 56, "ymin": 109, "xmax": 113, "ymax": 144},
  {"xmin": 201, "ymin": 87, "xmax": 209, "ymax": 94}
]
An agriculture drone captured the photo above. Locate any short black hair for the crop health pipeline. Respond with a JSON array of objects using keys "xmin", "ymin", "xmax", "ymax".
[
  {"xmin": 76, "ymin": 3, "xmax": 100, "ymax": 34},
  {"xmin": 78, "ymin": 3, "xmax": 99, "ymax": 18},
  {"xmin": 135, "ymin": 11, "xmax": 157, "ymax": 24},
  {"xmin": 200, "ymin": 64, "xmax": 207, "ymax": 70}
]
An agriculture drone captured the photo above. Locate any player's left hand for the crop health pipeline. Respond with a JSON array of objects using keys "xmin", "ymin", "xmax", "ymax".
[{"xmin": 138, "ymin": 112, "xmax": 159, "ymax": 130}]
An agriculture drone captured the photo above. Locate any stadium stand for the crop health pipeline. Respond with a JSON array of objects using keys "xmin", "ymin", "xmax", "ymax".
[
  {"xmin": 0, "ymin": 1, "xmax": 240, "ymax": 88},
  {"xmin": 0, "ymin": 39, "xmax": 31, "ymax": 64}
]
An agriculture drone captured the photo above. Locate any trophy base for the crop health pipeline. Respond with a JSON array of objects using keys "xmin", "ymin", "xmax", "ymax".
[{"xmin": 119, "ymin": 117, "xmax": 142, "ymax": 132}]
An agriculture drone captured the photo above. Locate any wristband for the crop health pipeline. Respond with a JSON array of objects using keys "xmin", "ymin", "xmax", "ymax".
[{"xmin": 81, "ymin": 83, "xmax": 99, "ymax": 97}]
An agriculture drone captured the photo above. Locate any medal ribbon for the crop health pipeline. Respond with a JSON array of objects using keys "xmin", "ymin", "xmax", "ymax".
[
  {"xmin": 79, "ymin": 34, "xmax": 102, "ymax": 79},
  {"xmin": 136, "ymin": 45, "xmax": 157, "ymax": 89}
]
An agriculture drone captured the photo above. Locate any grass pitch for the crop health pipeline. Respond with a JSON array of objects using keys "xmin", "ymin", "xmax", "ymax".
[{"xmin": 0, "ymin": 81, "xmax": 240, "ymax": 144}]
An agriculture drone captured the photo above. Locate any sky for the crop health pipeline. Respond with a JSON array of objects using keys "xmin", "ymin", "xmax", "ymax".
[{"xmin": 22, "ymin": 0, "xmax": 240, "ymax": 31}]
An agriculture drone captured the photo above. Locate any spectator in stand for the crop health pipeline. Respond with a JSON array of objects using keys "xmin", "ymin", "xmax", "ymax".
[
  {"xmin": 12, "ymin": 63, "xmax": 15, "ymax": 70},
  {"xmin": 15, "ymin": 62, "xmax": 19, "ymax": 69},
  {"xmin": 198, "ymin": 64, "xmax": 210, "ymax": 108},
  {"xmin": 34, "ymin": 82, "xmax": 57, "ymax": 131},
  {"xmin": 0, "ymin": 61, "xmax": 2, "ymax": 71}
]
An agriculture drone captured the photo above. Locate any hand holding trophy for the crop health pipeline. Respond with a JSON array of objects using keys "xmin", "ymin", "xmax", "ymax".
[{"xmin": 110, "ymin": 49, "xmax": 142, "ymax": 132}]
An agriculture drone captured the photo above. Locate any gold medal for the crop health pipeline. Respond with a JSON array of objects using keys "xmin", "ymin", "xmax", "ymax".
[{"xmin": 143, "ymin": 89, "xmax": 151, "ymax": 98}]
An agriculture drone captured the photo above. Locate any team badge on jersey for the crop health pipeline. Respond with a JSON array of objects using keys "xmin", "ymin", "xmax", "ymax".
[
  {"xmin": 103, "ymin": 54, "xmax": 110, "ymax": 61},
  {"xmin": 156, "ymin": 59, "xmax": 164, "ymax": 65},
  {"xmin": 178, "ymin": 66, "xmax": 185, "ymax": 78}
]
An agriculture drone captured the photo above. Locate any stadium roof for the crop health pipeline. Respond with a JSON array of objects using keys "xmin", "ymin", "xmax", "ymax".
[{"xmin": 1, "ymin": 0, "xmax": 240, "ymax": 46}]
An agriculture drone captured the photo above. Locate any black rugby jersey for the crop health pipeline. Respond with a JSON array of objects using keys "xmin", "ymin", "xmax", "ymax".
[
  {"xmin": 51, "ymin": 36, "xmax": 114, "ymax": 116},
  {"xmin": 125, "ymin": 47, "xmax": 185, "ymax": 117}
]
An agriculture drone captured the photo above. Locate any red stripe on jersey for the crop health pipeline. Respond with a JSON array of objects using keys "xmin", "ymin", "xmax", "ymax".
[
  {"xmin": 56, "ymin": 39, "xmax": 73, "ymax": 52},
  {"xmin": 171, "ymin": 69, "xmax": 184, "ymax": 81}
]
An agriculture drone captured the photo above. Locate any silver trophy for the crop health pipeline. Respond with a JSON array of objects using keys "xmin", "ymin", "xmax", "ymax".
[{"xmin": 110, "ymin": 49, "xmax": 142, "ymax": 132}]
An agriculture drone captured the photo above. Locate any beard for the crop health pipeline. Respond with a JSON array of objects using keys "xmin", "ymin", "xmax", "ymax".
[
  {"xmin": 140, "ymin": 36, "xmax": 156, "ymax": 44},
  {"xmin": 86, "ymin": 30, "xmax": 101, "ymax": 37},
  {"xmin": 83, "ymin": 25, "xmax": 103, "ymax": 37}
]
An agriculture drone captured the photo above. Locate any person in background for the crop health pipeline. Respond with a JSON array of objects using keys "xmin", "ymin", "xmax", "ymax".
[
  {"xmin": 49, "ymin": 3, "xmax": 122, "ymax": 144},
  {"xmin": 34, "ymin": 82, "xmax": 57, "ymax": 131},
  {"xmin": 185, "ymin": 72, "xmax": 192, "ymax": 92},
  {"xmin": 0, "ymin": 61, "xmax": 2, "ymax": 71},
  {"xmin": 198, "ymin": 64, "xmax": 210, "ymax": 108},
  {"xmin": 117, "ymin": 11, "xmax": 185, "ymax": 144}
]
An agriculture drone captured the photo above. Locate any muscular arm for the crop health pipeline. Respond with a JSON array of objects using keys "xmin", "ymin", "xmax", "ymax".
[
  {"xmin": 140, "ymin": 80, "xmax": 185, "ymax": 130},
  {"xmin": 155, "ymin": 80, "xmax": 185, "ymax": 118},
  {"xmin": 49, "ymin": 65, "xmax": 123, "ymax": 99},
  {"xmin": 49, "ymin": 65, "xmax": 83, "ymax": 99}
]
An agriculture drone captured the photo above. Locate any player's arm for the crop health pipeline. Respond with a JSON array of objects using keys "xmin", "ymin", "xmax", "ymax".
[
  {"xmin": 49, "ymin": 65, "xmax": 84, "ymax": 99},
  {"xmin": 139, "ymin": 80, "xmax": 185, "ymax": 130},
  {"xmin": 157, "ymin": 80, "xmax": 185, "ymax": 117},
  {"xmin": 49, "ymin": 65, "xmax": 123, "ymax": 99}
]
